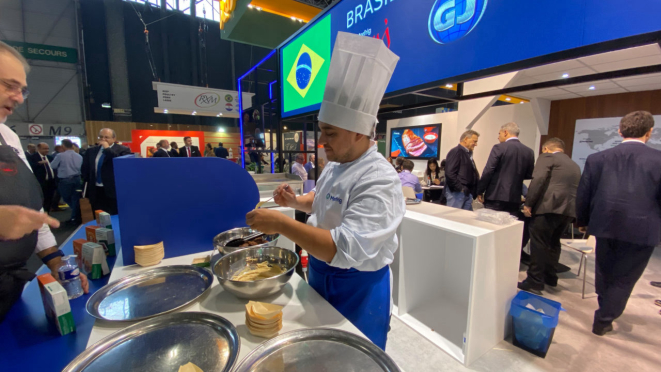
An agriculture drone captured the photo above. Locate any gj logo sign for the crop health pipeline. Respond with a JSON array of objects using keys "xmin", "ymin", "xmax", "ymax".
[
  {"xmin": 428, "ymin": 0, "xmax": 488, "ymax": 44},
  {"xmin": 194, "ymin": 92, "xmax": 220, "ymax": 108}
]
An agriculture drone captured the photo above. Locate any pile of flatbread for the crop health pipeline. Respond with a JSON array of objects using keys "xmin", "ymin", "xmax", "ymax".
[
  {"xmin": 245, "ymin": 301, "xmax": 283, "ymax": 338},
  {"xmin": 134, "ymin": 242, "xmax": 164, "ymax": 267},
  {"xmin": 178, "ymin": 362, "xmax": 203, "ymax": 372}
]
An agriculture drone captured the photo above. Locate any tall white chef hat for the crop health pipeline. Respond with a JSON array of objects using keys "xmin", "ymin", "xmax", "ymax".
[{"xmin": 317, "ymin": 32, "xmax": 399, "ymax": 137}]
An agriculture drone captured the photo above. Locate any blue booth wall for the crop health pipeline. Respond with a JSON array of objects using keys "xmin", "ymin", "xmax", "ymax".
[{"xmin": 114, "ymin": 157, "xmax": 260, "ymax": 265}]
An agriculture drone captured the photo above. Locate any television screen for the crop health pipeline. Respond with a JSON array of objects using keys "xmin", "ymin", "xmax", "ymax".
[{"xmin": 390, "ymin": 125, "xmax": 441, "ymax": 159}]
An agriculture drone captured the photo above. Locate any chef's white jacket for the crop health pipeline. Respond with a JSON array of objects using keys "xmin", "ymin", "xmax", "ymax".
[{"xmin": 307, "ymin": 145, "xmax": 405, "ymax": 271}]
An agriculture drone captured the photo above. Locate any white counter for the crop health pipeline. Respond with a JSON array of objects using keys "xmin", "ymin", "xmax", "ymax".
[
  {"xmin": 86, "ymin": 251, "xmax": 364, "ymax": 362},
  {"xmin": 392, "ymin": 202, "xmax": 522, "ymax": 366}
]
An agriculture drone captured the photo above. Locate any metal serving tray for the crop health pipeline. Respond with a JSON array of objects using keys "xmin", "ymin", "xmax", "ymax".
[
  {"xmin": 63, "ymin": 312, "xmax": 240, "ymax": 372},
  {"xmin": 86, "ymin": 265, "xmax": 213, "ymax": 322},
  {"xmin": 233, "ymin": 328, "xmax": 401, "ymax": 372}
]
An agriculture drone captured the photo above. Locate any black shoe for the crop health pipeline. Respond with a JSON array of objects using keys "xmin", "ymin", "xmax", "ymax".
[
  {"xmin": 592, "ymin": 323, "xmax": 613, "ymax": 336},
  {"xmin": 651, "ymin": 281, "xmax": 661, "ymax": 288},
  {"xmin": 518, "ymin": 280, "xmax": 543, "ymax": 295},
  {"xmin": 544, "ymin": 279, "xmax": 558, "ymax": 288},
  {"xmin": 556, "ymin": 263, "xmax": 572, "ymax": 274}
]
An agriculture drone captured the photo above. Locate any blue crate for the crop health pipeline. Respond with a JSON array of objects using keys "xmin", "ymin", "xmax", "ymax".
[{"xmin": 510, "ymin": 291, "xmax": 565, "ymax": 357}]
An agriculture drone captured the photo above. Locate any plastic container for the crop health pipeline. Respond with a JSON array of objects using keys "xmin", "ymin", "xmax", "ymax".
[
  {"xmin": 510, "ymin": 291, "xmax": 564, "ymax": 358},
  {"xmin": 57, "ymin": 255, "xmax": 84, "ymax": 300},
  {"xmin": 475, "ymin": 208, "xmax": 518, "ymax": 225},
  {"xmin": 415, "ymin": 192, "xmax": 424, "ymax": 200}
]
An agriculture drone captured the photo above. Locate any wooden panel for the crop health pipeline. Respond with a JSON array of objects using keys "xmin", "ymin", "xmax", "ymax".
[
  {"xmin": 543, "ymin": 90, "xmax": 661, "ymax": 158},
  {"xmin": 85, "ymin": 121, "xmax": 240, "ymax": 144}
]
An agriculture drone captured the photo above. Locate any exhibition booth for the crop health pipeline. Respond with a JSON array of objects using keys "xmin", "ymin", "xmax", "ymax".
[{"xmin": 3, "ymin": 0, "xmax": 661, "ymax": 371}]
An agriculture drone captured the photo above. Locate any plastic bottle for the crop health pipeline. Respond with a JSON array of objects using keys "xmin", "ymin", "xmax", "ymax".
[
  {"xmin": 228, "ymin": 147, "xmax": 234, "ymax": 159},
  {"xmin": 58, "ymin": 255, "xmax": 83, "ymax": 300}
]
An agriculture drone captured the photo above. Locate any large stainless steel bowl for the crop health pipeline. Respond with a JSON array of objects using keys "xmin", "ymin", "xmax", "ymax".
[
  {"xmin": 213, "ymin": 227, "xmax": 280, "ymax": 255},
  {"xmin": 213, "ymin": 246, "xmax": 299, "ymax": 299}
]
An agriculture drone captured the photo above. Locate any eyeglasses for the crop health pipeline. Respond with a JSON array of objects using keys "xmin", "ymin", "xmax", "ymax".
[{"xmin": 0, "ymin": 78, "xmax": 29, "ymax": 99}]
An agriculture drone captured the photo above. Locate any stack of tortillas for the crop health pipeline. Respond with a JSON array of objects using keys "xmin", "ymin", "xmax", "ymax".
[
  {"xmin": 245, "ymin": 301, "xmax": 283, "ymax": 338},
  {"xmin": 134, "ymin": 242, "xmax": 165, "ymax": 267}
]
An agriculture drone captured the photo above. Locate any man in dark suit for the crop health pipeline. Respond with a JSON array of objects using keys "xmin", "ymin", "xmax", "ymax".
[
  {"xmin": 444, "ymin": 130, "xmax": 480, "ymax": 210},
  {"xmin": 169, "ymin": 142, "xmax": 179, "ymax": 157},
  {"xmin": 518, "ymin": 138, "xmax": 581, "ymax": 294},
  {"xmin": 576, "ymin": 111, "xmax": 661, "ymax": 336},
  {"xmin": 81, "ymin": 128, "xmax": 131, "ymax": 215},
  {"xmin": 179, "ymin": 136, "xmax": 201, "ymax": 157},
  {"xmin": 214, "ymin": 142, "xmax": 229, "ymax": 158},
  {"xmin": 477, "ymin": 122, "xmax": 535, "ymax": 215},
  {"xmin": 152, "ymin": 140, "xmax": 171, "ymax": 157},
  {"xmin": 29, "ymin": 142, "xmax": 58, "ymax": 213}
]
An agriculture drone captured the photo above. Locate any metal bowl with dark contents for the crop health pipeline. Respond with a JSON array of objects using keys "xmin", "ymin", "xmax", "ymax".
[
  {"xmin": 213, "ymin": 227, "xmax": 280, "ymax": 255},
  {"xmin": 213, "ymin": 246, "xmax": 299, "ymax": 299}
]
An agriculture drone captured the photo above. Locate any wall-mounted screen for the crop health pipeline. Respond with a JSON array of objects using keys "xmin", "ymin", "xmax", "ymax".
[
  {"xmin": 55, "ymin": 136, "xmax": 81, "ymax": 147},
  {"xmin": 390, "ymin": 124, "xmax": 441, "ymax": 159}
]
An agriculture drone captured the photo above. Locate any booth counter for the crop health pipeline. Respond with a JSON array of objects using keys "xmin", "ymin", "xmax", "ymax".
[{"xmin": 392, "ymin": 202, "xmax": 522, "ymax": 366}]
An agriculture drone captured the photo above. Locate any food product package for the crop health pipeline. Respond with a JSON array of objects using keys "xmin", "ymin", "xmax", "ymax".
[
  {"xmin": 85, "ymin": 225, "xmax": 101, "ymax": 243},
  {"xmin": 82, "ymin": 242, "xmax": 110, "ymax": 279},
  {"xmin": 98, "ymin": 212, "xmax": 112, "ymax": 229},
  {"xmin": 37, "ymin": 273, "xmax": 75, "ymax": 335},
  {"xmin": 96, "ymin": 228, "xmax": 116, "ymax": 256}
]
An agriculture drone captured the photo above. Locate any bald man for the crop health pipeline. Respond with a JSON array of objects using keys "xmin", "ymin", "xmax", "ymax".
[{"xmin": 81, "ymin": 128, "xmax": 131, "ymax": 215}]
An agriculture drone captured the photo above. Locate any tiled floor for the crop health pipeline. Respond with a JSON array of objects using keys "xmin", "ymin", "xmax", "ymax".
[{"xmin": 386, "ymin": 246, "xmax": 661, "ymax": 371}]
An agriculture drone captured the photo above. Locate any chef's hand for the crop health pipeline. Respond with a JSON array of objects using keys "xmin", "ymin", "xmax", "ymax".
[
  {"xmin": 522, "ymin": 206, "xmax": 532, "ymax": 218},
  {"xmin": 0, "ymin": 206, "xmax": 60, "ymax": 240},
  {"xmin": 246, "ymin": 209, "xmax": 285, "ymax": 234},
  {"xmin": 477, "ymin": 195, "xmax": 485, "ymax": 204},
  {"xmin": 273, "ymin": 183, "xmax": 297, "ymax": 208}
]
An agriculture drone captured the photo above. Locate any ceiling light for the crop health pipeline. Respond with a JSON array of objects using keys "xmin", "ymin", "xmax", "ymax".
[
  {"xmin": 291, "ymin": 16, "xmax": 296, "ymax": 21},
  {"xmin": 520, "ymin": 102, "xmax": 524, "ymax": 104},
  {"xmin": 562, "ymin": 73, "xmax": 569, "ymax": 78},
  {"xmin": 248, "ymin": 4, "xmax": 253, "ymax": 9},
  {"xmin": 445, "ymin": 84, "xmax": 452, "ymax": 88},
  {"xmin": 192, "ymin": 111, "xmax": 197, "ymax": 115},
  {"xmin": 256, "ymin": 7, "xmax": 261, "ymax": 11},
  {"xmin": 163, "ymin": 109, "xmax": 168, "ymax": 113},
  {"xmin": 101, "ymin": 103, "xmax": 111, "ymax": 108},
  {"xmin": 218, "ymin": 127, "xmax": 225, "ymax": 132},
  {"xmin": 283, "ymin": 126, "xmax": 287, "ymax": 130},
  {"xmin": 505, "ymin": 97, "xmax": 511, "ymax": 101},
  {"xmin": 588, "ymin": 86, "xmax": 595, "ymax": 90}
]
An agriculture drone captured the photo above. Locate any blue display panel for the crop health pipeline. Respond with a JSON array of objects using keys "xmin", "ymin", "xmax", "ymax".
[{"xmin": 281, "ymin": 0, "xmax": 661, "ymax": 118}]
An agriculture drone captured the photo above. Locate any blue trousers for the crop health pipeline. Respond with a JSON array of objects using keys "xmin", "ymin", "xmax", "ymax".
[
  {"xmin": 308, "ymin": 256, "xmax": 391, "ymax": 350},
  {"xmin": 445, "ymin": 188, "xmax": 473, "ymax": 211},
  {"xmin": 57, "ymin": 176, "xmax": 81, "ymax": 221}
]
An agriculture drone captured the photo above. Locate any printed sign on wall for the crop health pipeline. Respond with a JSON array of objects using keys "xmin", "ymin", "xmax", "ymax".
[{"xmin": 152, "ymin": 82, "xmax": 254, "ymax": 118}]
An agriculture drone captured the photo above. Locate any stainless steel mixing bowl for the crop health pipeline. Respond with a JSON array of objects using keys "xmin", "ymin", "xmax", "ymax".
[
  {"xmin": 213, "ymin": 227, "xmax": 280, "ymax": 255},
  {"xmin": 213, "ymin": 246, "xmax": 299, "ymax": 299}
]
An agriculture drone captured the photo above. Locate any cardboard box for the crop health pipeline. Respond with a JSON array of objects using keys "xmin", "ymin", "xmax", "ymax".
[
  {"xmin": 85, "ymin": 225, "xmax": 101, "ymax": 243},
  {"xmin": 96, "ymin": 228, "xmax": 116, "ymax": 256},
  {"xmin": 82, "ymin": 242, "xmax": 109, "ymax": 279},
  {"xmin": 37, "ymin": 274, "xmax": 75, "ymax": 335},
  {"xmin": 98, "ymin": 212, "xmax": 112, "ymax": 229},
  {"xmin": 95, "ymin": 210, "xmax": 105, "ymax": 224},
  {"xmin": 73, "ymin": 239, "xmax": 87, "ymax": 268}
]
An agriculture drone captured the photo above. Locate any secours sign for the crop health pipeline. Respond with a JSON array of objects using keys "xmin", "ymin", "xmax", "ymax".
[{"xmin": 152, "ymin": 82, "xmax": 254, "ymax": 118}]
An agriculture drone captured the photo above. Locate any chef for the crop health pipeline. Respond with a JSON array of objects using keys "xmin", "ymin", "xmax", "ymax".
[{"xmin": 246, "ymin": 32, "xmax": 404, "ymax": 350}]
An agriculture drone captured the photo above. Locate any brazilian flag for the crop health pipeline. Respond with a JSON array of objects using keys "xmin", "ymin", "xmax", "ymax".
[{"xmin": 282, "ymin": 15, "xmax": 331, "ymax": 116}]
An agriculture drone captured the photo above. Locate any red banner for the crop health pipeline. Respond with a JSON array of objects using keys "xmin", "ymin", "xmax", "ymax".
[{"xmin": 131, "ymin": 130, "xmax": 205, "ymax": 158}]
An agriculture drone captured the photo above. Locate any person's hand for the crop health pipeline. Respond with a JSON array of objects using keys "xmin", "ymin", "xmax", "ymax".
[
  {"xmin": 462, "ymin": 187, "xmax": 470, "ymax": 196},
  {"xmin": 38, "ymin": 160, "xmax": 47, "ymax": 164},
  {"xmin": 0, "ymin": 206, "xmax": 60, "ymax": 240},
  {"xmin": 578, "ymin": 226, "xmax": 588, "ymax": 233},
  {"xmin": 99, "ymin": 140, "xmax": 110, "ymax": 149},
  {"xmin": 433, "ymin": 179, "xmax": 441, "ymax": 185},
  {"xmin": 79, "ymin": 273, "xmax": 90, "ymax": 294},
  {"xmin": 522, "ymin": 206, "xmax": 532, "ymax": 218},
  {"xmin": 477, "ymin": 195, "xmax": 485, "ymax": 204},
  {"xmin": 273, "ymin": 183, "xmax": 297, "ymax": 208},
  {"xmin": 246, "ymin": 209, "xmax": 285, "ymax": 234}
]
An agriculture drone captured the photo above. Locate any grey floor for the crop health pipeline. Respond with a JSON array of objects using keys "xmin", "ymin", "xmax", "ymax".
[{"xmin": 386, "ymin": 245, "xmax": 661, "ymax": 372}]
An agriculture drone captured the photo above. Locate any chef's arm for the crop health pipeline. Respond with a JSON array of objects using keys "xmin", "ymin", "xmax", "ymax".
[
  {"xmin": 290, "ymin": 192, "xmax": 315, "ymax": 214},
  {"xmin": 274, "ymin": 183, "xmax": 315, "ymax": 213},
  {"xmin": 277, "ymin": 218, "xmax": 336, "ymax": 263}
]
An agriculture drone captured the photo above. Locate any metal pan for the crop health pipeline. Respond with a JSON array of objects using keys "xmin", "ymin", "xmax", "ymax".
[
  {"xmin": 86, "ymin": 265, "xmax": 213, "ymax": 322},
  {"xmin": 233, "ymin": 328, "xmax": 401, "ymax": 372},
  {"xmin": 63, "ymin": 312, "xmax": 240, "ymax": 372}
]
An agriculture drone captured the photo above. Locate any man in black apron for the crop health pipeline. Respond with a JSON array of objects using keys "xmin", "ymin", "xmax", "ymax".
[{"xmin": 0, "ymin": 41, "xmax": 88, "ymax": 322}]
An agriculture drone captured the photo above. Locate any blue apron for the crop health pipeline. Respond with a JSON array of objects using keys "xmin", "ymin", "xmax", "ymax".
[{"xmin": 308, "ymin": 255, "xmax": 391, "ymax": 350}]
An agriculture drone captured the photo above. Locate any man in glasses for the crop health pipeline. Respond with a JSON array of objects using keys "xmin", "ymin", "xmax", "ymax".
[
  {"xmin": 0, "ymin": 41, "xmax": 89, "ymax": 321},
  {"xmin": 81, "ymin": 128, "xmax": 131, "ymax": 216}
]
